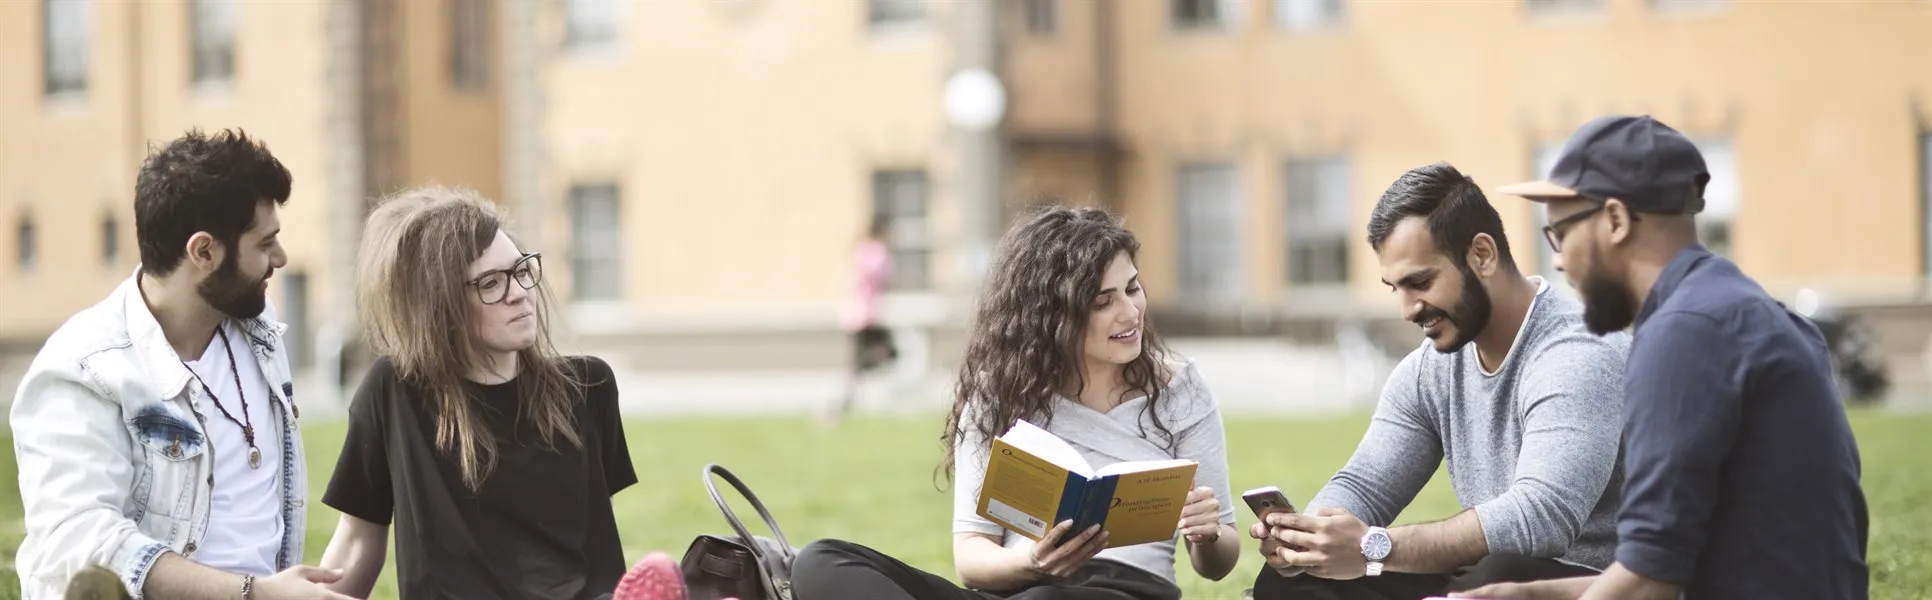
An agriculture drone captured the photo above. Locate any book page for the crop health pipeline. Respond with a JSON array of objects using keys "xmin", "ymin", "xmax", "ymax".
[
  {"xmin": 1096, "ymin": 459, "xmax": 1197, "ymax": 477},
  {"xmin": 979, "ymin": 437, "xmax": 1077, "ymax": 541},
  {"xmin": 999, "ymin": 419, "xmax": 1094, "ymax": 478}
]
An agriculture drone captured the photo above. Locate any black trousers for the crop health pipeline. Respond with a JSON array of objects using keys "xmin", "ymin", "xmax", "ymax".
[
  {"xmin": 791, "ymin": 539, "xmax": 1182, "ymax": 600},
  {"xmin": 1250, "ymin": 554, "xmax": 1598, "ymax": 600},
  {"xmin": 852, "ymin": 325, "xmax": 897, "ymax": 372}
]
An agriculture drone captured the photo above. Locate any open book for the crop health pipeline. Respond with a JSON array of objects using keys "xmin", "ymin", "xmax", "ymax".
[{"xmin": 975, "ymin": 419, "xmax": 1198, "ymax": 549}]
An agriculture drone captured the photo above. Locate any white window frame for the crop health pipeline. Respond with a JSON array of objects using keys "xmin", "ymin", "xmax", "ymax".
[
  {"xmin": 866, "ymin": 0, "xmax": 928, "ymax": 35},
  {"xmin": 872, "ymin": 169, "xmax": 932, "ymax": 291},
  {"xmin": 100, "ymin": 212, "xmax": 118, "ymax": 266},
  {"xmin": 1178, "ymin": 162, "xmax": 1246, "ymax": 304},
  {"xmin": 1023, "ymin": 0, "xmax": 1057, "ymax": 36},
  {"xmin": 568, "ymin": 183, "xmax": 624, "ymax": 302},
  {"xmin": 189, "ymin": 0, "xmax": 238, "ymax": 89},
  {"xmin": 1693, "ymin": 137, "xmax": 1739, "ymax": 258},
  {"xmin": 1284, "ymin": 156, "xmax": 1351, "ymax": 287},
  {"xmin": 1172, "ymin": 0, "xmax": 1246, "ymax": 31},
  {"xmin": 43, "ymin": 0, "xmax": 91, "ymax": 99},
  {"xmin": 16, "ymin": 212, "xmax": 37, "ymax": 272},
  {"xmin": 1921, "ymin": 131, "xmax": 1932, "ymax": 280},
  {"xmin": 561, "ymin": 0, "xmax": 622, "ymax": 58},
  {"xmin": 1530, "ymin": 143, "xmax": 1567, "ymax": 285},
  {"xmin": 1275, "ymin": 0, "xmax": 1343, "ymax": 32},
  {"xmin": 449, "ymin": 0, "xmax": 489, "ymax": 90}
]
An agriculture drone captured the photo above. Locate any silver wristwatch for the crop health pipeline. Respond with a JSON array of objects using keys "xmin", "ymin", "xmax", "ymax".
[{"xmin": 1361, "ymin": 526, "xmax": 1392, "ymax": 577}]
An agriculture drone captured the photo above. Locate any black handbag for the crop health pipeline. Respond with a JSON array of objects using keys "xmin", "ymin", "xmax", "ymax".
[{"xmin": 679, "ymin": 464, "xmax": 799, "ymax": 600}]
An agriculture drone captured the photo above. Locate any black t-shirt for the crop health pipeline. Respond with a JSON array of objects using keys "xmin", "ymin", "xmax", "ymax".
[{"xmin": 323, "ymin": 356, "xmax": 638, "ymax": 600}]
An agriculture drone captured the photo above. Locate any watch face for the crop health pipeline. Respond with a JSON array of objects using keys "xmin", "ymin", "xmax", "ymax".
[{"xmin": 1362, "ymin": 530, "xmax": 1392, "ymax": 561}]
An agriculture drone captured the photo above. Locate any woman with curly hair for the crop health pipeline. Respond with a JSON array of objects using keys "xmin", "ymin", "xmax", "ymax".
[{"xmin": 789, "ymin": 206, "xmax": 1242, "ymax": 599}]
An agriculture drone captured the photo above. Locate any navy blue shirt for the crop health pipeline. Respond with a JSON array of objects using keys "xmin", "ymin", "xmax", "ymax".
[{"xmin": 1619, "ymin": 245, "xmax": 1868, "ymax": 599}]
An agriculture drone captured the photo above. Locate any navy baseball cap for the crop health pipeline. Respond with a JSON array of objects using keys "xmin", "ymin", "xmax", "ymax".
[{"xmin": 1498, "ymin": 115, "xmax": 1710, "ymax": 215}]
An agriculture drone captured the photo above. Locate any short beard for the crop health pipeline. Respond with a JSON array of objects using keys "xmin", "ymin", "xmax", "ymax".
[
  {"xmin": 1578, "ymin": 246, "xmax": 1636, "ymax": 335},
  {"xmin": 197, "ymin": 251, "xmax": 269, "ymax": 319},
  {"xmin": 1430, "ymin": 262, "xmax": 1493, "ymax": 354}
]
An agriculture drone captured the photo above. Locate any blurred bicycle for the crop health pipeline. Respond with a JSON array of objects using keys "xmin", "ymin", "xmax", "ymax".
[{"xmin": 1793, "ymin": 288, "xmax": 1890, "ymax": 405}]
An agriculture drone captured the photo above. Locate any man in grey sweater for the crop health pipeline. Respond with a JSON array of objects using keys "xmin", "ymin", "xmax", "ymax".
[{"xmin": 1248, "ymin": 163, "xmax": 1629, "ymax": 600}]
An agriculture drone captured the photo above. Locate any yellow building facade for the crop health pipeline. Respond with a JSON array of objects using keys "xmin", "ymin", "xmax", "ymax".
[
  {"xmin": 0, "ymin": 0, "xmax": 344, "ymax": 353},
  {"xmin": 6, "ymin": 0, "xmax": 1932, "ymax": 370},
  {"xmin": 0, "ymin": 0, "xmax": 499, "ymax": 372},
  {"xmin": 1005, "ymin": 0, "xmax": 1932, "ymax": 323}
]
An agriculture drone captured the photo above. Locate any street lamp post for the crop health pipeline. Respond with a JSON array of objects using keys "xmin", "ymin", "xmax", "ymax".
[{"xmin": 946, "ymin": 0, "xmax": 1006, "ymax": 291}]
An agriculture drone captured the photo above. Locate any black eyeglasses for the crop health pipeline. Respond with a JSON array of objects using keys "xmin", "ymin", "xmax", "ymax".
[
  {"xmin": 467, "ymin": 253, "xmax": 543, "ymax": 305},
  {"xmin": 1542, "ymin": 206, "xmax": 1604, "ymax": 253}
]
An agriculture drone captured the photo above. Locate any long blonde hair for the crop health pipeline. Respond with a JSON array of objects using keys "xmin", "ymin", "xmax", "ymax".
[{"xmin": 355, "ymin": 186, "xmax": 585, "ymax": 492}]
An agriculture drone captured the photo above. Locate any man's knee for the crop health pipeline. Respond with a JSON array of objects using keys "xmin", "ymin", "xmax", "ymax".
[
  {"xmin": 1252, "ymin": 569, "xmax": 1456, "ymax": 600},
  {"xmin": 793, "ymin": 538, "xmax": 880, "ymax": 594},
  {"xmin": 795, "ymin": 538, "xmax": 871, "ymax": 571},
  {"xmin": 1248, "ymin": 568, "xmax": 1331, "ymax": 600},
  {"xmin": 1444, "ymin": 554, "xmax": 1573, "ymax": 592}
]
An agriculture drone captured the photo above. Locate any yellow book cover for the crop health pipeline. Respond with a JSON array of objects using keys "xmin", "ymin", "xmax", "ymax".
[{"xmin": 975, "ymin": 419, "xmax": 1199, "ymax": 549}]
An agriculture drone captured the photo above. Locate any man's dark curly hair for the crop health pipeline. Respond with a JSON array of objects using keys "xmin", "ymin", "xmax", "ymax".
[{"xmin": 135, "ymin": 128, "xmax": 291, "ymax": 275}]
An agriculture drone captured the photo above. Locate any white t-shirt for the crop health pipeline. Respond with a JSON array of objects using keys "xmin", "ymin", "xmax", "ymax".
[{"xmin": 184, "ymin": 325, "xmax": 286, "ymax": 576}]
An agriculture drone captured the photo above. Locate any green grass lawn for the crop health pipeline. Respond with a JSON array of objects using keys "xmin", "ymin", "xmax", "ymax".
[{"xmin": 1, "ymin": 409, "xmax": 1928, "ymax": 599}]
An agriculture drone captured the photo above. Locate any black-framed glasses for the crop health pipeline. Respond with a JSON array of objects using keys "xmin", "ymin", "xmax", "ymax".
[
  {"xmin": 1542, "ymin": 200, "xmax": 1647, "ymax": 253},
  {"xmin": 1542, "ymin": 206, "xmax": 1604, "ymax": 253},
  {"xmin": 467, "ymin": 253, "xmax": 543, "ymax": 305}
]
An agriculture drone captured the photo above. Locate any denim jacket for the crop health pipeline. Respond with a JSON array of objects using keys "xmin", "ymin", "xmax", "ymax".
[{"xmin": 10, "ymin": 272, "xmax": 307, "ymax": 600}]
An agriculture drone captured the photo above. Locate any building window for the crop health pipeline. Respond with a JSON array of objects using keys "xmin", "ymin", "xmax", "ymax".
[
  {"xmin": 1276, "ymin": 0, "xmax": 1343, "ymax": 31},
  {"xmin": 568, "ymin": 183, "xmax": 623, "ymax": 301},
  {"xmin": 1178, "ymin": 162, "xmax": 1245, "ymax": 303},
  {"xmin": 1921, "ymin": 131, "xmax": 1931, "ymax": 280},
  {"xmin": 1526, "ymin": 0, "xmax": 1602, "ymax": 14},
  {"xmin": 449, "ymin": 0, "xmax": 489, "ymax": 89},
  {"xmin": 281, "ymin": 272, "xmax": 309, "ymax": 368},
  {"xmin": 872, "ymin": 170, "xmax": 931, "ymax": 291},
  {"xmin": 1694, "ymin": 138, "xmax": 1738, "ymax": 258},
  {"xmin": 1531, "ymin": 143, "xmax": 1565, "ymax": 283},
  {"xmin": 867, "ymin": 0, "xmax": 926, "ymax": 32},
  {"xmin": 1023, "ymin": 0, "xmax": 1057, "ymax": 35},
  {"xmin": 1650, "ymin": 0, "xmax": 1725, "ymax": 11},
  {"xmin": 189, "ymin": 0, "xmax": 237, "ymax": 86},
  {"xmin": 562, "ymin": 0, "xmax": 620, "ymax": 56},
  {"xmin": 16, "ymin": 213, "xmax": 36, "ymax": 271},
  {"xmin": 1284, "ymin": 157, "xmax": 1351, "ymax": 286},
  {"xmin": 101, "ymin": 213, "xmax": 118, "ymax": 265},
  {"xmin": 44, "ymin": 0, "xmax": 90, "ymax": 97},
  {"xmin": 1172, "ymin": 0, "xmax": 1245, "ymax": 30}
]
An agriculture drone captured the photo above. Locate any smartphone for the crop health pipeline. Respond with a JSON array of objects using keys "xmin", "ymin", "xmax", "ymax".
[{"xmin": 1242, "ymin": 486, "xmax": 1297, "ymax": 519}]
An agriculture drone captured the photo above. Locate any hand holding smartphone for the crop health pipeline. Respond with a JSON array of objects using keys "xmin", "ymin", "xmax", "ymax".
[
  {"xmin": 1244, "ymin": 485, "xmax": 1308, "ymax": 569},
  {"xmin": 1242, "ymin": 486, "xmax": 1297, "ymax": 520}
]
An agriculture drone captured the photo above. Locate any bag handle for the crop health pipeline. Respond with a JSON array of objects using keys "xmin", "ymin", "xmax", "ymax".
[{"xmin": 702, "ymin": 464, "xmax": 796, "ymax": 561}]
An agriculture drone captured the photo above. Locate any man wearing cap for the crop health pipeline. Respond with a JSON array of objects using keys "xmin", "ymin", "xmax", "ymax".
[{"xmin": 1461, "ymin": 114, "xmax": 1869, "ymax": 600}]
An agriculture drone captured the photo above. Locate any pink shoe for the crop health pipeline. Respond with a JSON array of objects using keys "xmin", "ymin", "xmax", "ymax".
[{"xmin": 613, "ymin": 552, "xmax": 688, "ymax": 600}]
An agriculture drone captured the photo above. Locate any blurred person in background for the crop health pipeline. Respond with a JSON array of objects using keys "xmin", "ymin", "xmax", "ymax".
[
  {"xmin": 823, "ymin": 214, "xmax": 898, "ymax": 428},
  {"xmin": 1249, "ymin": 163, "xmax": 1628, "ymax": 600},
  {"xmin": 11, "ymin": 129, "xmax": 350, "ymax": 600},
  {"xmin": 316, "ymin": 186, "xmax": 686, "ymax": 600},
  {"xmin": 1460, "ymin": 115, "xmax": 1868, "ymax": 600},
  {"xmin": 788, "ymin": 206, "xmax": 1242, "ymax": 600}
]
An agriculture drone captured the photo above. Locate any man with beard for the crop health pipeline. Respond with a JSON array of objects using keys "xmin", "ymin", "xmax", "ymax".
[
  {"xmin": 1247, "ymin": 162, "xmax": 1629, "ymax": 600},
  {"xmin": 1459, "ymin": 115, "xmax": 1868, "ymax": 600},
  {"xmin": 12, "ymin": 129, "xmax": 351, "ymax": 600}
]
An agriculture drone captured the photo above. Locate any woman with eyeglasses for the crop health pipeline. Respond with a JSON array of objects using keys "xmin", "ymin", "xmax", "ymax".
[{"xmin": 315, "ymin": 186, "xmax": 687, "ymax": 600}]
